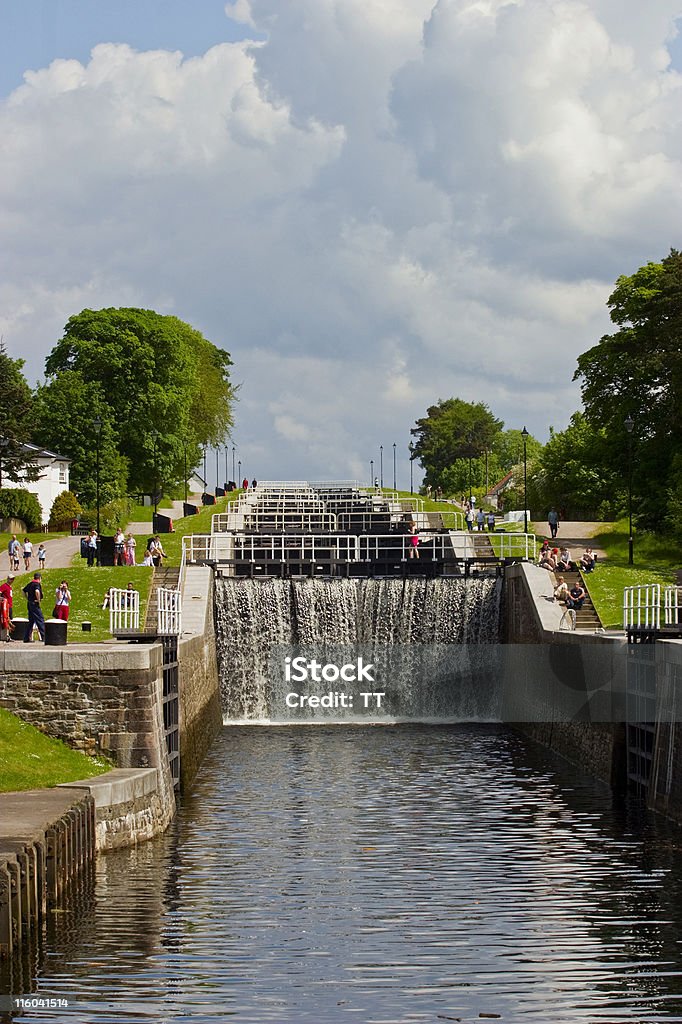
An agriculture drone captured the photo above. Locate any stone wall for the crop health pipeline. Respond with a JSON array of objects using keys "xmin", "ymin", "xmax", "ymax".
[
  {"xmin": 648, "ymin": 641, "xmax": 682, "ymax": 824},
  {"xmin": 0, "ymin": 644, "xmax": 176, "ymax": 842}
]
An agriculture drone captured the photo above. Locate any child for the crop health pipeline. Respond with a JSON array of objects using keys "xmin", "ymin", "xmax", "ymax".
[{"xmin": 37, "ymin": 544, "xmax": 47, "ymax": 570}]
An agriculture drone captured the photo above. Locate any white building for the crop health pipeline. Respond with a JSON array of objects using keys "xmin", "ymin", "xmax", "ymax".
[{"xmin": 3, "ymin": 443, "xmax": 71, "ymax": 526}]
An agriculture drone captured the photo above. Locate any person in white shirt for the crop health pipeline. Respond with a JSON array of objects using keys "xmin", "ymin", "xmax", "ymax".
[{"xmin": 23, "ymin": 537, "xmax": 33, "ymax": 571}]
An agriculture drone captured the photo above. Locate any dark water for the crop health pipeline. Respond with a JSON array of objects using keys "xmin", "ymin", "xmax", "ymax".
[{"xmin": 6, "ymin": 725, "xmax": 682, "ymax": 1023}]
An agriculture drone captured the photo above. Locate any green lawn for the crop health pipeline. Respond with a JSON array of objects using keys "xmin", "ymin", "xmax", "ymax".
[
  {"xmin": 126, "ymin": 497, "xmax": 174, "ymax": 523},
  {"xmin": 159, "ymin": 494, "xmax": 235, "ymax": 562},
  {"xmin": 10, "ymin": 566, "xmax": 154, "ymax": 643},
  {"xmin": 0, "ymin": 707, "xmax": 111, "ymax": 792},
  {"xmin": 578, "ymin": 521, "xmax": 677, "ymax": 629}
]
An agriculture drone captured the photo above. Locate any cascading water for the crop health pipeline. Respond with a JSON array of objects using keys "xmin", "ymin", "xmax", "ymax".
[{"xmin": 214, "ymin": 577, "xmax": 503, "ymax": 723}]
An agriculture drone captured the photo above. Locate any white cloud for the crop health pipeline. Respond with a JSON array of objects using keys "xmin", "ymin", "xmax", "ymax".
[{"xmin": 1, "ymin": 0, "xmax": 681, "ymax": 481}]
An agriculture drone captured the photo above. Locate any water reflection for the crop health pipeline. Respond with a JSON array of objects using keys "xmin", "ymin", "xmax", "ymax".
[{"xmin": 5, "ymin": 725, "xmax": 682, "ymax": 1023}]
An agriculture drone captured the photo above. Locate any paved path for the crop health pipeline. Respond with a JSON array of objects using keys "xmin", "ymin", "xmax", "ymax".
[{"xmin": 531, "ymin": 521, "xmax": 611, "ymax": 559}]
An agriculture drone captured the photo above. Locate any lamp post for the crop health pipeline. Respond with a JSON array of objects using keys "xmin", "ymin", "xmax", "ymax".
[
  {"xmin": 467, "ymin": 432, "xmax": 473, "ymax": 504},
  {"xmin": 203, "ymin": 447, "xmax": 207, "ymax": 497},
  {"xmin": 370, "ymin": 459, "xmax": 374, "ymax": 488},
  {"xmin": 183, "ymin": 439, "xmax": 188, "ymax": 504},
  {"xmin": 224, "ymin": 445, "xmax": 228, "ymax": 490},
  {"xmin": 379, "ymin": 445, "xmax": 383, "ymax": 490},
  {"xmin": 392, "ymin": 442, "xmax": 396, "ymax": 491},
  {"xmin": 92, "ymin": 416, "xmax": 102, "ymax": 536},
  {"xmin": 238, "ymin": 460, "xmax": 242, "ymax": 488},
  {"xmin": 625, "ymin": 415, "xmax": 634, "ymax": 565},
  {"xmin": 521, "ymin": 427, "xmax": 529, "ymax": 534},
  {"xmin": 151, "ymin": 430, "xmax": 160, "ymax": 523},
  {"xmin": 232, "ymin": 445, "xmax": 236, "ymax": 484},
  {"xmin": 215, "ymin": 446, "xmax": 219, "ymax": 495},
  {"xmin": 409, "ymin": 442, "xmax": 414, "ymax": 495}
]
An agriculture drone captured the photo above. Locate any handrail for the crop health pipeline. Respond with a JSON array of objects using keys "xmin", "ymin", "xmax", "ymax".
[
  {"xmin": 157, "ymin": 587, "xmax": 182, "ymax": 635},
  {"xmin": 664, "ymin": 585, "xmax": 682, "ymax": 626}
]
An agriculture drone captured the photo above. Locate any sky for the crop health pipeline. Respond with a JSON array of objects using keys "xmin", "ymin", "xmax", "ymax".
[{"xmin": 1, "ymin": 0, "xmax": 681, "ymax": 487}]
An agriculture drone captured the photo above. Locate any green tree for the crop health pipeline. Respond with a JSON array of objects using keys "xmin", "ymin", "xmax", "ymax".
[
  {"xmin": 32, "ymin": 371, "xmax": 127, "ymax": 507},
  {"xmin": 0, "ymin": 488, "xmax": 43, "ymax": 530},
  {"xmin": 49, "ymin": 490, "xmax": 83, "ymax": 531},
  {"xmin": 411, "ymin": 398, "xmax": 503, "ymax": 493},
  {"xmin": 40, "ymin": 308, "xmax": 235, "ymax": 496},
  {"xmin": 575, "ymin": 249, "xmax": 682, "ymax": 526},
  {"xmin": 0, "ymin": 342, "xmax": 39, "ymax": 487}
]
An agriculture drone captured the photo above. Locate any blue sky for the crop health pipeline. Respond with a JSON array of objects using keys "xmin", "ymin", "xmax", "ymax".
[
  {"xmin": 0, "ymin": 0, "xmax": 259, "ymax": 96},
  {"xmin": 1, "ymin": 0, "xmax": 681, "ymax": 483}
]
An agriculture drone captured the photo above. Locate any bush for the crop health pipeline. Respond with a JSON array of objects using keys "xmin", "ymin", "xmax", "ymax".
[
  {"xmin": 49, "ymin": 490, "xmax": 83, "ymax": 530},
  {"xmin": 82, "ymin": 497, "xmax": 133, "ymax": 532},
  {"xmin": 0, "ymin": 488, "xmax": 44, "ymax": 530}
]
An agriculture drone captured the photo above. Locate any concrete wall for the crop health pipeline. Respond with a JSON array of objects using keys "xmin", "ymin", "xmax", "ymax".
[
  {"xmin": 648, "ymin": 640, "xmax": 682, "ymax": 823},
  {"xmin": 59, "ymin": 768, "xmax": 173, "ymax": 851},
  {"xmin": 177, "ymin": 566, "xmax": 223, "ymax": 790},
  {"xmin": 504, "ymin": 563, "xmax": 627, "ymax": 788}
]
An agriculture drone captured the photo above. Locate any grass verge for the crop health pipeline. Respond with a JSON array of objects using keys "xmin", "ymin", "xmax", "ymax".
[
  {"xmin": 578, "ymin": 521, "xmax": 678, "ymax": 629},
  {"xmin": 0, "ymin": 707, "xmax": 111, "ymax": 792},
  {"xmin": 10, "ymin": 567, "xmax": 154, "ymax": 643}
]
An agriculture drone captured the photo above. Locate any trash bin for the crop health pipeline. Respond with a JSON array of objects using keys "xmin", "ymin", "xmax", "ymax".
[
  {"xmin": 98, "ymin": 535, "xmax": 115, "ymax": 566},
  {"xmin": 80, "ymin": 537, "xmax": 89, "ymax": 558},
  {"xmin": 45, "ymin": 618, "xmax": 67, "ymax": 646},
  {"xmin": 153, "ymin": 512, "xmax": 174, "ymax": 533},
  {"xmin": 183, "ymin": 503, "xmax": 198, "ymax": 516}
]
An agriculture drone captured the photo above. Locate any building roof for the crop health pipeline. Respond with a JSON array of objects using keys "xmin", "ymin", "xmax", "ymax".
[
  {"xmin": 486, "ymin": 470, "xmax": 514, "ymax": 497},
  {"xmin": 22, "ymin": 442, "xmax": 71, "ymax": 463}
]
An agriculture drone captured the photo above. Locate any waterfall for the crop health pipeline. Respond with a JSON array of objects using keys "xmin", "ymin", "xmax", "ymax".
[{"xmin": 214, "ymin": 577, "xmax": 503, "ymax": 724}]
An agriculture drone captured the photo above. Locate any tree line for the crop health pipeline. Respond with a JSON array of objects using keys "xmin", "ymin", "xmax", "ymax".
[
  {"xmin": 412, "ymin": 249, "xmax": 682, "ymax": 532},
  {"xmin": 0, "ymin": 307, "xmax": 235, "ymax": 523}
]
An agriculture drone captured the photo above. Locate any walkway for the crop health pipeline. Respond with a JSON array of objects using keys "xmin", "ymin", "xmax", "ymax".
[{"xmin": 531, "ymin": 521, "xmax": 610, "ymax": 560}]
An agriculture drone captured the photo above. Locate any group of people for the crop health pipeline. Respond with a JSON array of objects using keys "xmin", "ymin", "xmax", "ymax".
[
  {"xmin": 85, "ymin": 530, "xmax": 168, "ymax": 568},
  {"xmin": 7, "ymin": 535, "xmax": 47, "ymax": 572},
  {"xmin": 0, "ymin": 572, "xmax": 71, "ymax": 643},
  {"xmin": 538, "ymin": 541, "xmax": 596, "ymax": 574},
  {"xmin": 464, "ymin": 504, "xmax": 496, "ymax": 532}
]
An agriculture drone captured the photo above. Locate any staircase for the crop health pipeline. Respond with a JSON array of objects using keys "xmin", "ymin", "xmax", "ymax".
[
  {"xmin": 557, "ymin": 568, "xmax": 602, "ymax": 631},
  {"xmin": 144, "ymin": 567, "xmax": 180, "ymax": 632}
]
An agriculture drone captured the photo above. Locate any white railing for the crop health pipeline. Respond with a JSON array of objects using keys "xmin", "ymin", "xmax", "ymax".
[
  {"xmin": 108, "ymin": 588, "xmax": 140, "ymax": 632},
  {"xmin": 184, "ymin": 532, "xmax": 465, "ymax": 565},
  {"xmin": 664, "ymin": 586, "xmax": 682, "ymax": 626},
  {"xmin": 624, "ymin": 584, "xmax": 661, "ymax": 630},
  {"xmin": 157, "ymin": 587, "xmax": 182, "ymax": 635}
]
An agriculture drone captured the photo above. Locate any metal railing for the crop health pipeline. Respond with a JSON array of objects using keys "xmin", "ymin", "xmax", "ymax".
[
  {"xmin": 624, "ymin": 584, "xmax": 661, "ymax": 630},
  {"xmin": 108, "ymin": 588, "xmax": 140, "ymax": 633},
  {"xmin": 491, "ymin": 533, "xmax": 537, "ymax": 560},
  {"xmin": 183, "ymin": 532, "xmax": 460, "ymax": 565},
  {"xmin": 157, "ymin": 587, "xmax": 182, "ymax": 635}
]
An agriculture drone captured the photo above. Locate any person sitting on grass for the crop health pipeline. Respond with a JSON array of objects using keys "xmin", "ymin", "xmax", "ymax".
[
  {"xmin": 553, "ymin": 576, "xmax": 570, "ymax": 603},
  {"xmin": 580, "ymin": 548, "xmax": 596, "ymax": 573},
  {"xmin": 566, "ymin": 581, "xmax": 586, "ymax": 611},
  {"xmin": 556, "ymin": 547, "xmax": 573, "ymax": 572}
]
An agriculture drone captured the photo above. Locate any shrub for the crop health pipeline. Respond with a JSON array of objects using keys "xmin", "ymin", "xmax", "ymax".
[
  {"xmin": 82, "ymin": 497, "xmax": 133, "ymax": 533},
  {"xmin": 49, "ymin": 490, "xmax": 83, "ymax": 531},
  {"xmin": 0, "ymin": 488, "xmax": 44, "ymax": 530}
]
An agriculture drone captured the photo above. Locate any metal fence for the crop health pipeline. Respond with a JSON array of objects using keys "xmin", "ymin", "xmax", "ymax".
[
  {"xmin": 623, "ymin": 584, "xmax": 661, "ymax": 630},
  {"xmin": 157, "ymin": 587, "xmax": 182, "ymax": 635}
]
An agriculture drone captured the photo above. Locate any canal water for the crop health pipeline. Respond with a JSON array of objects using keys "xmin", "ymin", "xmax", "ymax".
[{"xmin": 10, "ymin": 724, "xmax": 682, "ymax": 1023}]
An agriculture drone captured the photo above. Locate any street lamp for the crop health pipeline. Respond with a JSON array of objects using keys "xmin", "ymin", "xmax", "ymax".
[
  {"xmin": 392, "ymin": 442, "xmax": 396, "ymax": 491},
  {"xmin": 182, "ymin": 438, "xmax": 188, "ymax": 504},
  {"xmin": 232, "ymin": 445, "xmax": 236, "ymax": 484},
  {"xmin": 521, "ymin": 426, "xmax": 529, "ymax": 534},
  {"xmin": 92, "ymin": 416, "xmax": 102, "ymax": 537},
  {"xmin": 215, "ymin": 446, "xmax": 219, "ymax": 495},
  {"xmin": 151, "ymin": 429, "xmax": 160, "ymax": 523},
  {"xmin": 203, "ymin": 447, "xmax": 208, "ymax": 497},
  {"xmin": 467, "ymin": 432, "xmax": 474, "ymax": 504},
  {"xmin": 370, "ymin": 459, "xmax": 374, "ymax": 488},
  {"xmin": 625, "ymin": 415, "xmax": 634, "ymax": 565},
  {"xmin": 224, "ymin": 445, "xmax": 228, "ymax": 490},
  {"xmin": 379, "ymin": 445, "xmax": 383, "ymax": 489},
  {"xmin": 238, "ymin": 459, "xmax": 242, "ymax": 487},
  {"xmin": 409, "ymin": 442, "xmax": 414, "ymax": 495}
]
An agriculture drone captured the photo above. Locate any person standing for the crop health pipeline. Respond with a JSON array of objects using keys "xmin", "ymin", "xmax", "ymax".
[
  {"xmin": 54, "ymin": 580, "xmax": 71, "ymax": 621},
  {"xmin": 22, "ymin": 537, "xmax": 33, "ymax": 571},
  {"xmin": 548, "ymin": 508, "xmax": 559, "ymax": 539},
  {"xmin": 7, "ymin": 535, "xmax": 17, "ymax": 571},
  {"xmin": 86, "ymin": 530, "xmax": 98, "ymax": 568},
  {"xmin": 113, "ymin": 527, "xmax": 125, "ymax": 566},
  {"xmin": 408, "ymin": 520, "xmax": 420, "ymax": 559},
  {"xmin": 476, "ymin": 509, "xmax": 485, "ymax": 531},
  {"xmin": 0, "ymin": 574, "xmax": 14, "ymax": 631},
  {"xmin": 465, "ymin": 507, "xmax": 474, "ymax": 532},
  {"xmin": 487, "ymin": 512, "xmax": 496, "ymax": 531},
  {"xmin": 37, "ymin": 543, "xmax": 47, "ymax": 570},
  {"xmin": 23, "ymin": 572, "xmax": 45, "ymax": 643},
  {"xmin": 125, "ymin": 533, "xmax": 137, "ymax": 566}
]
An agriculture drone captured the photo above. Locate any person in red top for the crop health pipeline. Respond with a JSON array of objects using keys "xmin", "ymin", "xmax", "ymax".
[{"xmin": 0, "ymin": 574, "xmax": 15, "ymax": 626}]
